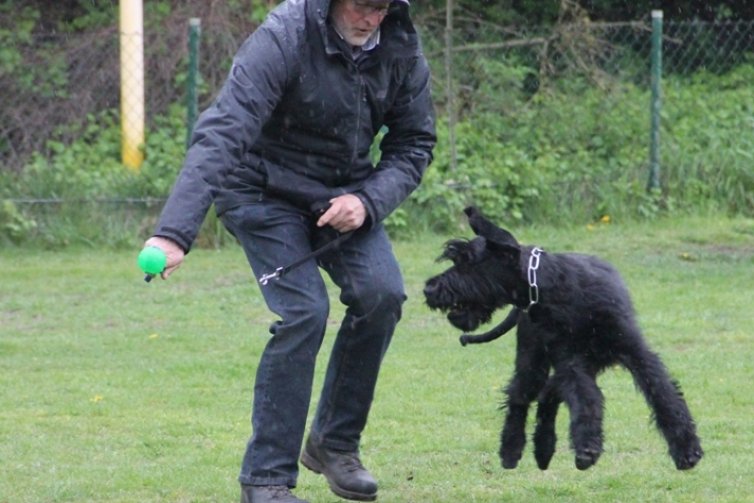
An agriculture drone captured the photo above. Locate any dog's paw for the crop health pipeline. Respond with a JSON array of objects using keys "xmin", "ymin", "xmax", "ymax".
[
  {"xmin": 501, "ymin": 457, "xmax": 520, "ymax": 469},
  {"xmin": 574, "ymin": 448, "xmax": 601, "ymax": 470},
  {"xmin": 459, "ymin": 335, "xmax": 469, "ymax": 346},
  {"xmin": 535, "ymin": 455, "xmax": 552, "ymax": 470},
  {"xmin": 672, "ymin": 443, "xmax": 704, "ymax": 470},
  {"xmin": 500, "ymin": 447, "xmax": 522, "ymax": 469},
  {"xmin": 500, "ymin": 445, "xmax": 523, "ymax": 469},
  {"xmin": 533, "ymin": 432, "xmax": 556, "ymax": 470}
]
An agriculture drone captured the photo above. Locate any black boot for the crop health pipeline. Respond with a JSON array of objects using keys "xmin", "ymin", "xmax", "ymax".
[
  {"xmin": 300, "ymin": 436, "xmax": 378, "ymax": 501},
  {"xmin": 240, "ymin": 485, "xmax": 309, "ymax": 503}
]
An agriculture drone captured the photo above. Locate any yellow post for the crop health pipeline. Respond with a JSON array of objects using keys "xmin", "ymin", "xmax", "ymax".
[{"xmin": 119, "ymin": 0, "xmax": 145, "ymax": 170}]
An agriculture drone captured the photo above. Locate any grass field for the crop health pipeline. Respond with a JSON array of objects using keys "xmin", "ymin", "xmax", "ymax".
[{"xmin": 1, "ymin": 214, "xmax": 753, "ymax": 502}]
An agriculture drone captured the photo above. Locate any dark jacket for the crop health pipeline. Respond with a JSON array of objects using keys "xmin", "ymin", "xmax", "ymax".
[{"xmin": 154, "ymin": 0, "xmax": 436, "ymax": 252}]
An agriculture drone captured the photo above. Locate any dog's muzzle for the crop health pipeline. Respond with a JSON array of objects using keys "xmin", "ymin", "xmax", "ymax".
[
  {"xmin": 422, "ymin": 278, "xmax": 449, "ymax": 310},
  {"xmin": 424, "ymin": 279, "xmax": 495, "ymax": 331}
]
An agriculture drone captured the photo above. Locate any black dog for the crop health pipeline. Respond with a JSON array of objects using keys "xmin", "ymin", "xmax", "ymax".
[{"xmin": 423, "ymin": 206, "xmax": 703, "ymax": 471}]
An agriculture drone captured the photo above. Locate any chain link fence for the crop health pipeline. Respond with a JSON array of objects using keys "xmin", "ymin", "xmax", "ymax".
[
  {"xmin": 1, "ymin": 8, "xmax": 753, "ymax": 243},
  {"xmin": 422, "ymin": 9, "xmax": 754, "ymax": 116},
  {"xmin": 2, "ymin": 10, "xmax": 753, "ymax": 174},
  {"xmin": 0, "ymin": 5, "xmax": 252, "ymax": 175},
  {"xmin": 417, "ymin": 7, "xmax": 754, "ymax": 220}
]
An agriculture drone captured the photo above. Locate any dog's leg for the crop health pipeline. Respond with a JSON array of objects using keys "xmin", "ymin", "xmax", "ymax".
[
  {"xmin": 552, "ymin": 360, "xmax": 604, "ymax": 470},
  {"xmin": 500, "ymin": 329, "xmax": 549, "ymax": 469},
  {"xmin": 619, "ymin": 339, "xmax": 703, "ymax": 470},
  {"xmin": 460, "ymin": 308, "xmax": 520, "ymax": 346},
  {"xmin": 533, "ymin": 376, "xmax": 560, "ymax": 470}
]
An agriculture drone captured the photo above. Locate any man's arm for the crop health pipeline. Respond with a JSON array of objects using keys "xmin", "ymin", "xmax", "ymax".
[
  {"xmin": 356, "ymin": 54, "xmax": 437, "ymax": 225},
  {"xmin": 150, "ymin": 21, "xmax": 294, "ymax": 253}
]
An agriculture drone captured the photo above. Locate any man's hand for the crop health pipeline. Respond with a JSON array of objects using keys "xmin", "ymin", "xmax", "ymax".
[
  {"xmin": 317, "ymin": 194, "xmax": 367, "ymax": 233},
  {"xmin": 143, "ymin": 236, "xmax": 185, "ymax": 279}
]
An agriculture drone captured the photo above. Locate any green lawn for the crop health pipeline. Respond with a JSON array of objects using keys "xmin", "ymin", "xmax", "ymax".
[{"xmin": 1, "ymin": 214, "xmax": 753, "ymax": 502}]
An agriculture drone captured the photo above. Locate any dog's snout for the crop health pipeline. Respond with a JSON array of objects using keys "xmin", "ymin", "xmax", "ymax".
[{"xmin": 423, "ymin": 279, "xmax": 438, "ymax": 299}]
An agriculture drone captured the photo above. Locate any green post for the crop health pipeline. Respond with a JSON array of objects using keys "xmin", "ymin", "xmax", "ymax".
[
  {"xmin": 647, "ymin": 10, "xmax": 663, "ymax": 191},
  {"xmin": 186, "ymin": 17, "xmax": 201, "ymax": 149}
]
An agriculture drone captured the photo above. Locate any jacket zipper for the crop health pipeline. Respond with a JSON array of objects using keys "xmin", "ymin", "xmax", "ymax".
[{"xmin": 352, "ymin": 70, "xmax": 364, "ymax": 168}]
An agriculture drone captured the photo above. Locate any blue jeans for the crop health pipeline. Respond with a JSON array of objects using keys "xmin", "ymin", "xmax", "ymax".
[{"xmin": 221, "ymin": 198, "xmax": 405, "ymax": 487}]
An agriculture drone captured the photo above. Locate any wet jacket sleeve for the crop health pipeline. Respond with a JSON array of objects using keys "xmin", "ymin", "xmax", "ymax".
[
  {"xmin": 152, "ymin": 24, "xmax": 292, "ymax": 252},
  {"xmin": 357, "ymin": 54, "xmax": 436, "ymax": 226}
]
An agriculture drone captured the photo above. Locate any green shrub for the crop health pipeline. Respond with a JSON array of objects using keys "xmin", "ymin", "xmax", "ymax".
[
  {"xmin": 0, "ymin": 107, "xmax": 187, "ymax": 248},
  {"xmin": 391, "ymin": 63, "xmax": 754, "ymax": 236},
  {"xmin": 660, "ymin": 64, "xmax": 754, "ymax": 214},
  {"xmin": 3, "ymin": 63, "xmax": 753, "ymax": 247},
  {"xmin": 392, "ymin": 117, "xmax": 543, "ymax": 235},
  {"xmin": 0, "ymin": 200, "xmax": 37, "ymax": 245}
]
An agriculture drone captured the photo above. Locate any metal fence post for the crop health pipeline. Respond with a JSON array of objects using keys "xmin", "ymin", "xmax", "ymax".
[
  {"xmin": 647, "ymin": 10, "xmax": 663, "ymax": 191},
  {"xmin": 186, "ymin": 18, "xmax": 201, "ymax": 149},
  {"xmin": 445, "ymin": 0, "xmax": 457, "ymax": 172}
]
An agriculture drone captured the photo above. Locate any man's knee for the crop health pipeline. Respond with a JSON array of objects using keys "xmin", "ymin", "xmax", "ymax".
[
  {"xmin": 271, "ymin": 288, "xmax": 330, "ymax": 332},
  {"xmin": 355, "ymin": 279, "xmax": 406, "ymax": 317}
]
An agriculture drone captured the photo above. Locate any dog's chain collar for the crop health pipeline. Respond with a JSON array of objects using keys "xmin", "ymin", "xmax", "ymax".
[{"xmin": 525, "ymin": 247, "xmax": 543, "ymax": 312}]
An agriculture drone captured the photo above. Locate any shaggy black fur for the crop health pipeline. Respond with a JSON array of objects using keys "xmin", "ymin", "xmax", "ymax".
[{"xmin": 423, "ymin": 206, "xmax": 703, "ymax": 471}]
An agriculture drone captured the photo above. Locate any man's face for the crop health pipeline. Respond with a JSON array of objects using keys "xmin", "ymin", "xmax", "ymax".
[{"xmin": 331, "ymin": 0, "xmax": 390, "ymax": 47}]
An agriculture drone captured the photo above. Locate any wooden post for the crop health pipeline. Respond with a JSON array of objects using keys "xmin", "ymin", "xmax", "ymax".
[{"xmin": 119, "ymin": 0, "xmax": 145, "ymax": 170}]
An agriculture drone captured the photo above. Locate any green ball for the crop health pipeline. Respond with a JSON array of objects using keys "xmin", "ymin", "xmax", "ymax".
[{"xmin": 137, "ymin": 246, "xmax": 167, "ymax": 275}]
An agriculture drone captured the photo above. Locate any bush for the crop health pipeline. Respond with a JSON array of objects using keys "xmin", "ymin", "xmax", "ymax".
[
  {"xmin": 391, "ymin": 63, "xmax": 754, "ymax": 236},
  {"xmin": 3, "ymin": 63, "xmax": 753, "ymax": 247},
  {"xmin": 660, "ymin": 64, "xmax": 754, "ymax": 214},
  {"xmin": 0, "ymin": 107, "xmax": 187, "ymax": 248},
  {"xmin": 392, "ymin": 117, "xmax": 543, "ymax": 235}
]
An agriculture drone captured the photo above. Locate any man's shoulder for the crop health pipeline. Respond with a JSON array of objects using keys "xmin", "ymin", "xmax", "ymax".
[
  {"xmin": 380, "ymin": 4, "xmax": 421, "ymax": 56},
  {"xmin": 256, "ymin": 0, "xmax": 322, "ymax": 50}
]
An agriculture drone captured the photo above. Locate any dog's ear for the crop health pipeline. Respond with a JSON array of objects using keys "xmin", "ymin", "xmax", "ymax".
[
  {"xmin": 464, "ymin": 206, "xmax": 520, "ymax": 250},
  {"xmin": 438, "ymin": 239, "xmax": 465, "ymax": 262},
  {"xmin": 486, "ymin": 239, "xmax": 521, "ymax": 267},
  {"xmin": 439, "ymin": 238, "xmax": 484, "ymax": 265}
]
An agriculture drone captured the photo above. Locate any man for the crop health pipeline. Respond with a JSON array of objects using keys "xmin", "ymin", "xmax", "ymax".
[{"xmin": 141, "ymin": 0, "xmax": 435, "ymax": 501}]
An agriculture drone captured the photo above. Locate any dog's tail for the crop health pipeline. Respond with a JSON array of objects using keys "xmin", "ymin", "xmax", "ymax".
[{"xmin": 460, "ymin": 308, "xmax": 520, "ymax": 346}]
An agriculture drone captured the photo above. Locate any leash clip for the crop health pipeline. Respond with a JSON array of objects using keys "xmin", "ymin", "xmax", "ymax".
[{"xmin": 259, "ymin": 267, "xmax": 284, "ymax": 286}]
